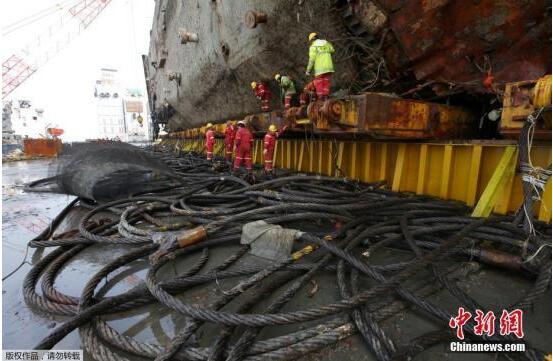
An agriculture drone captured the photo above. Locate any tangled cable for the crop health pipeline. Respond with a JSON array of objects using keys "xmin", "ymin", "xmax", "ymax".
[{"xmin": 24, "ymin": 147, "xmax": 550, "ymax": 361}]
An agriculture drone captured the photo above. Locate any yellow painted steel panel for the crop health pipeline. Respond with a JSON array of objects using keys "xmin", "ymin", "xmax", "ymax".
[
  {"xmin": 392, "ymin": 144, "xmax": 406, "ymax": 191},
  {"xmin": 538, "ymin": 178, "xmax": 552, "ymax": 222},
  {"xmin": 424, "ymin": 145, "xmax": 445, "ymax": 198},
  {"xmin": 171, "ymin": 138, "xmax": 551, "ymax": 221},
  {"xmin": 465, "ymin": 146, "xmax": 483, "ymax": 207},
  {"xmin": 472, "ymin": 147, "xmax": 517, "ymax": 217},
  {"xmin": 449, "ymin": 145, "xmax": 473, "ymax": 202},
  {"xmin": 534, "ymin": 75, "xmax": 552, "ymax": 108},
  {"xmin": 416, "ymin": 144, "xmax": 428, "ymax": 195},
  {"xmin": 362, "ymin": 143, "xmax": 372, "ymax": 182},
  {"xmin": 401, "ymin": 144, "xmax": 421, "ymax": 192},
  {"xmin": 494, "ymin": 160, "xmax": 517, "ymax": 215}
]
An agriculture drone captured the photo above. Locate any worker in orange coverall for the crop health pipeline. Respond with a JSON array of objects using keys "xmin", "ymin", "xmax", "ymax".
[
  {"xmin": 263, "ymin": 124, "xmax": 287, "ymax": 174},
  {"xmin": 251, "ymin": 81, "xmax": 272, "ymax": 112},
  {"xmin": 223, "ymin": 121, "xmax": 236, "ymax": 161},
  {"xmin": 205, "ymin": 123, "xmax": 215, "ymax": 161},
  {"xmin": 233, "ymin": 120, "xmax": 254, "ymax": 173}
]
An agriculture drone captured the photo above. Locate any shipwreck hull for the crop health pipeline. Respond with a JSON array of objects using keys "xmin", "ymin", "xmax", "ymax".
[
  {"xmin": 146, "ymin": 0, "xmax": 357, "ymax": 131},
  {"xmin": 146, "ymin": 0, "xmax": 551, "ymax": 132}
]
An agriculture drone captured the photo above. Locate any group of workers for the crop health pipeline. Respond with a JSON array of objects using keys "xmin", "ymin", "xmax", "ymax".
[
  {"xmin": 203, "ymin": 32, "xmax": 334, "ymax": 174},
  {"xmin": 251, "ymin": 32, "xmax": 335, "ymax": 111},
  {"xmin": 204, "ymin": 120, "xmax": 285, "ymax": 174}
]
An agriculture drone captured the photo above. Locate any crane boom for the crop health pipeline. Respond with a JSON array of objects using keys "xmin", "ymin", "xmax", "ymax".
[{"xmin": 2, "ymin": 0, "xmax": 112, "ymax": 99}]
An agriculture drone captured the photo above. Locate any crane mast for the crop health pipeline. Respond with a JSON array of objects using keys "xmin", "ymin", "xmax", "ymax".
[{"xmin": 2, "ymin": 0, "xmax": 112, "ymax": 98}]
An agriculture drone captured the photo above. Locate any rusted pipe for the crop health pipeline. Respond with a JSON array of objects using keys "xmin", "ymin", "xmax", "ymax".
[
  {"xmin": 178, "ymin": 29, "xmax": 199, "ymax": 44},
  {"xmin": 321, "ymin": 99, "xmax": 343, "ymax": 122},
  {"xmin": 176, "ymin": 226, "xmax": 208, "ymax": 248},
  {"xmin": 244, "ymin": 10, "xmax": 267, "ymax": 28},
  {"xmin": 475, "ymin": 248, "xmax": 522, "ymax": 271}
]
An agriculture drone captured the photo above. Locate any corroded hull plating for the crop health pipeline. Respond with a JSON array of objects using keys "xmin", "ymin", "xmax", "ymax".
[
  {"xmin": 146, "ymin": 0, "xmax": 551, "ymax": 131},
  {"xmin": 145, "ymin": 1, "xmax": 357, "ymax": 131}
]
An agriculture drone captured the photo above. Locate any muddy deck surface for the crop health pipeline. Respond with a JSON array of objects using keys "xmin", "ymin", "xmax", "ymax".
[{"xmin": 2, "ymin": 159, "xmax": 551, "ymax": 360}]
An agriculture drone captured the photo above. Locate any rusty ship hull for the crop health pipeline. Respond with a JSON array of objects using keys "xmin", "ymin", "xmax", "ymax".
[{"xmin": 144, "ymin": 0, "xmax": 551, "ymax": 132}]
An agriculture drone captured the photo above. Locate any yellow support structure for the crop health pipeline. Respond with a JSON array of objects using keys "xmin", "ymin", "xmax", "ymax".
[
  {"xmin": 379, "ymin": 143, "xmax": 388, "ymax": 180},
  {"xmin": 538, "ymin": 178, "xmax": 552, "ymax": 222},
  {"xmin": 350, "ymin": 142, "xmax": 358, "ymax": 179},
  {"xmin": 471, "ymin": 146, "xmax": 517, "ymax": 217},
  {"xmin": 465, "ymin": 145, "xmax": 482, "ymax": 207},
  {"xmin": 416, "ymin": 144, "xmax": 428, "ymax": 195},
  {"xmin": 297, "ymin": 142, "xmax": 305, "ymax": 171},
  {"xmin": 392, "ymin": 144, "xmax": 406, "ymax": 192},
  {"xmin": 440, "ymin": 145, "xmax": 453, "ymax": 199},
  {"xmin": 170, "ymin": 138, "xmax": 550, "ymax": 221},
  {"xmin": 335, "ymin": 142, "xmax": 345, "ymax": 177},
  {"xmin": 363, "ymin": 143, "xmax": 372, "ymax": 182}
]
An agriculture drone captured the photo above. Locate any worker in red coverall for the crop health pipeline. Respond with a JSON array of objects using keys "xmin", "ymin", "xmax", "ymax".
[
  {"xmin": 233, "ymin": 120, "xmax": 254, "ymax": 173},
  {"xmin": 299, "ymin": 81, "xmax": 317, "ymax": 105},
  {"xmin": 251, "ymin": 81, "xmax": 272, "ymax": 112},
  {"xmin": 263, "ymin": 124, "xmax": 287, "ymax": 174},
  {"xmin": 205, "ymin": 123, "xmax": 215, "ymax": 161},
  {"xmin": 223, "ymin": 120, "xmax": 236, "ymax": 161}
]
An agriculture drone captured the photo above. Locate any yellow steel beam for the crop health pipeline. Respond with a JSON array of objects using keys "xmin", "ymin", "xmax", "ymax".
[
  {"xmin": 465, "ymin": 145, "xmax": 483, "ymax": 207},
  {"xmin": 164, "ymin": 138, "xmax": 550, "ymax": 221},
  {"xmin": 293, "ymin": 141, "xmax": 299, "ymax": 170},
  {"xmin": 317, "ymin": 141, "xmax": 323, "ymax": 174},
  {"xmin": 416, "ymin": 144, "xmax": 428, "ymax": 195},
  {"xmin": 335, "ymin": 141, "xmax": 345, "ymax": 177},
  {"xmin": 297, "ymin": 141, "xmax": 305, "ymax": 171},
  {"xmin": 350, "ymin": 142, "xmax": 358, "ymax": 179},
  {"xmin": 308, "ymin": 141, "xmax": 314, "ymax": 173},
  {"xmin": 538, "ymin": 178, "xmax": 552, "ymax": 222},
  {"xmin": 472, "ymin": 146, "xmax": 518, "ymax": 217},
  {"xmin": 363, "ymin": 143, "xmax": 372, "ymax": 182},
  {"xmin": 493, "ymin": 162, "xmax": 516, "ymax": 214},
  {"xmin": 273, "ymin": 139, "xmax": 279, "ymax": 169},
  {"xmin": 379, "ymin": 143, "xmax": 388, "ymax": 180},
  {"xmin": 440, "ymin": 145, "xmax": 453, "ymax": 199},
  {"xmin": 326, "ymin": 141, "xmax": 333, "ymax": 175},
  {"xmin": 392, "ymin": 143, "xmax": 407, "ymax": 192},
  {"xmin": 286, "ymin": 140, "xmax": 292, "ymax": 169}
]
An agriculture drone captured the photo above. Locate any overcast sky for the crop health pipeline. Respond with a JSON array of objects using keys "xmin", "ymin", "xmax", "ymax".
[{"xmin": 2, "ymin": 0, "xmax": 154, "ymax": 141}]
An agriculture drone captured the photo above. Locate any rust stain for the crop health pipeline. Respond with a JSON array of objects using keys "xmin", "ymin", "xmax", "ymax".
[
  {"xmin": 23, "ymin": 139, "xmax": 62, "ymax": 157},
  {"xmin": 377, "ymin": 0, "xmax": 551, "ymax": 92},
  {"xmin": 357, "ymin": 93, "xmax": 474, "ymax": 138}
]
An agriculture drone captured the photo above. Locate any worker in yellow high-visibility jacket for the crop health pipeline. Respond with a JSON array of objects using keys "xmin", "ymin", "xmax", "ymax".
[{"xmin": 305, "ymin": 32, "xmax": 335, "ymax": 101}]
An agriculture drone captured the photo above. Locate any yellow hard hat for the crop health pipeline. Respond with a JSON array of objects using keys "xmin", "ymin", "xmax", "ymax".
[
  {"xmin": 251, "ymin": 81, "xmax": 257, "ymax": 89},
  {"xmin": 274, "ymin": 74, "xmax": 281, "ymax": 81},
  {"xmin": 268, "ymin": 124, "xmax": 277, "ymax": 132},
  {"xmin": 206, "ymin": 122, "xmax": 213, "ymax": 128},
  {"xmin": 308, "ymin": 32, "xmax": 318, "ymax": 42}
]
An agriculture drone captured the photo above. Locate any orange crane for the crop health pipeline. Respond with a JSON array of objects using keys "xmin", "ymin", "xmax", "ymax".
[{"xmin": 2, "ymin": 0, "xmax": 112, "ymax": 98}]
